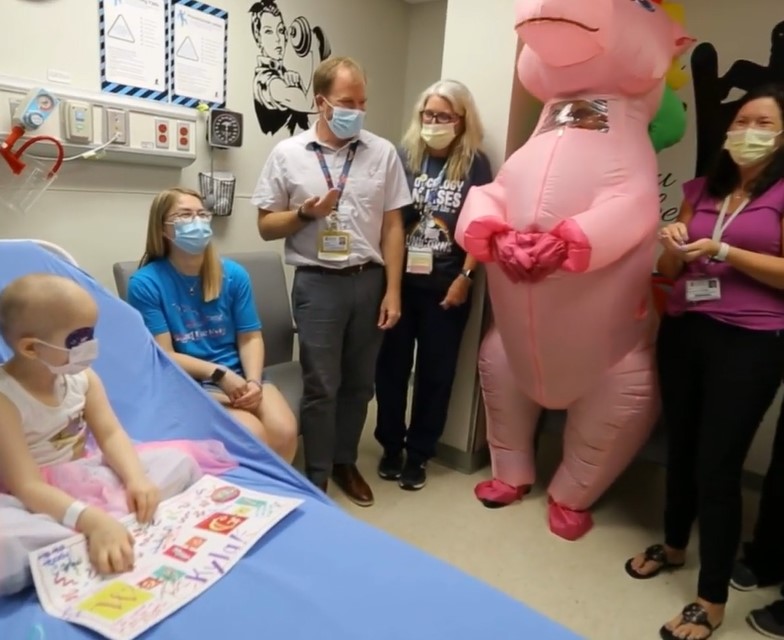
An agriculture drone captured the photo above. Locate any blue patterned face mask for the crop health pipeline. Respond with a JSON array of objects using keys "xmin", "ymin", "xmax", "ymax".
[
  {"xmin": 173, "ymin": 219, "xmax": 213, "ymax": 254},
  {"xmin": 325, "ymin": 100, "xmax": 365, "ymax": 139}
]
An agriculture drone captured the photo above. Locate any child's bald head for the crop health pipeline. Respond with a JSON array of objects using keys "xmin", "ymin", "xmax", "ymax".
[{"xmin": 0, "ymin": 274, "xmax": 98, "ymax": 350}]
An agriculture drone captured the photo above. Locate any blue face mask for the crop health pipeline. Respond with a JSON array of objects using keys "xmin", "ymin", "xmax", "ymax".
[
  {"xmin": 173, "ymin": 219, "xmax": 212, "ymax": 254},
  {"xmin": 326, "ymin": 102, "xmax": 365, "ymax": 140}
]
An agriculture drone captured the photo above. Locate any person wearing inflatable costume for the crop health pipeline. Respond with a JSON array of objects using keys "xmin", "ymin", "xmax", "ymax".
[{"xmin": 456, "ymin": 0, "xmax": 695, "ymax": 541}]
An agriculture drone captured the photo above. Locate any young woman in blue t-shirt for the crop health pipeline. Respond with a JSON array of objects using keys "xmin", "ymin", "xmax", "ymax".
[
  {"xmin": 127, "ymin": 188, "xmax": 297, "ymax": 462},
  {"xmin": 374, "ymin": 80, "xmax": 493, "ymax": 490}
]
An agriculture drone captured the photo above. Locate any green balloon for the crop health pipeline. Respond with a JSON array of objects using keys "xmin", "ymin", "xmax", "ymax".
[{"xmin": 648, "ymin": 85, "xmax": 687, "ymax": 153}]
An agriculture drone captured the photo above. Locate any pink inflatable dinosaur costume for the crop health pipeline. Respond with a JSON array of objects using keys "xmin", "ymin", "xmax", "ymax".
[{"xmin": 456, "ymin": 0, "xmax": 694, "ymax": 541}]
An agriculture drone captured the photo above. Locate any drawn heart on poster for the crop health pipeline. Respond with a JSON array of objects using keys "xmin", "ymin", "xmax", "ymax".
[{"xmin": 249, "ymin": 0, "xmax": 333, "ymax": 136}]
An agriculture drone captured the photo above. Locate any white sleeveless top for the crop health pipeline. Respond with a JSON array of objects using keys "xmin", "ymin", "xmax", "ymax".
[{"xmin": 0, "ymin": 368, "xmax": 90, "ymax": 466}]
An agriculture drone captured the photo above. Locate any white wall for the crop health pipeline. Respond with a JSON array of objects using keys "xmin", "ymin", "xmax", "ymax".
[
  {"xmin": 0, "ymin": 0, "xmax": 411, "ymax": 289},
  {"xmin": 399, "ymin": 0, "xmax": 447, "ymax": 132},
  {"xmin": 436, "ymin": 0, "xmax": 520, "ymax": 458}
]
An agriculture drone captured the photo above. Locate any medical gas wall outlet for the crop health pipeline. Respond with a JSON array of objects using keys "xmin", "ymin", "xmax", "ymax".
[
  {"xmin": 12, "ymin": 88, "xmax": 58, "ymax": 130},
  {"xmin": 104, "ymin": 108, "xmax": 128, "ymax": 145},
  {"xmin": 61, "ymin": 99, "xmax": 92, "ymax": 144}
]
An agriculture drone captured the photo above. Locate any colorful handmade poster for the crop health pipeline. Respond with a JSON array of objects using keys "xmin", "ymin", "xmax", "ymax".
[{"xmin": 30, "ymin": 475, "xmax": 302, "ymax": 640}]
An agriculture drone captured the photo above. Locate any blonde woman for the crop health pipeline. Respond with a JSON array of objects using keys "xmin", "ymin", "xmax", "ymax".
[
  {"xmin": 126, "ymin": 188, "xmax": 298, "ymax": 463},
  {"xmin": 375, "ymin": 79, "xmax": 492, "ymax": 490}
]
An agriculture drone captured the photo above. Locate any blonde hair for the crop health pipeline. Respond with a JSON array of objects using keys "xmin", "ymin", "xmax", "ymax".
[
  {"xmin": 139, "ymin": 187, "xmax": 223, "ymax": 303},
  {"xmin": 401, "ymin": 79, "xmax": 485, "ymax": 183},
  {"xmin": 312, "ymin": 56, "xmax": 366, "ymax": 96}
]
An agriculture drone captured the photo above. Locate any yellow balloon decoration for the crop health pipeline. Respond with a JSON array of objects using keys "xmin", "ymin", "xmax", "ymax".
[{"xmin": 661, "ymin": 1, "xmax": 688, "ymax": 91}]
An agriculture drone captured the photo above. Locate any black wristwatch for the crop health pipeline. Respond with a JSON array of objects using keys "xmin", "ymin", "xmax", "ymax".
[
  {"xmin": 460, "ymin": 269, "xmax": 475, "ymax": 280},
  {"xmin": 210, "ymin": 367, "xmax": 227, "ymax": 384},
  {"xmin": 297, "ymin": 205, "xmax": 314, "ymax": 222}
]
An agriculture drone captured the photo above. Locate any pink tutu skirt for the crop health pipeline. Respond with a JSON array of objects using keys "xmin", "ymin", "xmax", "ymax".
[{"xmin": 36, "ymin": 439, "xmax": 237, "ymax": 518}]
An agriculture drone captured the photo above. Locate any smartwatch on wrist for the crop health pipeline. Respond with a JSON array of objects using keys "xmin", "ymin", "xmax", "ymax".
[
  {"xmin": 714, "ymin": 242, "xmax": 730, "ymax": 262},
  {"xmin": 460, "ymin": 269, "xmax": 475, "ymax": 281},
  {"xmin": 210, "ymin": 367, "xmax": 227, "ymax": 385}
]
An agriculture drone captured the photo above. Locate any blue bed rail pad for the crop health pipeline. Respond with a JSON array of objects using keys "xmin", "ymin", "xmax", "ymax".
[{"xmin": 0, "ymin": 242, "xmax": 583, "ymax": 640}]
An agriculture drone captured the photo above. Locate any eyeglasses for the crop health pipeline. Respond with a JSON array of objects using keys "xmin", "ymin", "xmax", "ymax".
[
  {"xmin": 166, "ymin": 209, "xmax": 213, "ymax": 224},
  {"xmin": 421, "ymin": 110, "xmax": 460, "ymax": 125}
]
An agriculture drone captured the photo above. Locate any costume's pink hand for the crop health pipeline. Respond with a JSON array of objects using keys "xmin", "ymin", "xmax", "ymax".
[
  {"xmin": 550, "ymin": 219, "xmax": 593, "ymax": 273},
  {"xmin": 462, "ymin": 217, "xmax": 512, "ymax": 263},
  {"xmin": 492, "ymin": 230, "xmax": 567, "ymax": 282}
]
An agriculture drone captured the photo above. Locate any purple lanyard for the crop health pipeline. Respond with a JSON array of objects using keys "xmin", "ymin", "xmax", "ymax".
[{"xmin": 312, "ymin": 141, "xmax": 360, "ymax": 209}]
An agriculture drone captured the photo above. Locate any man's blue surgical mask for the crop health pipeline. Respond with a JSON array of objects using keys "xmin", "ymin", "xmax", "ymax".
[
  {"xmin": 173, "ymin": 219, "xmax": 213, "ymax": 254},
  {"xmin": 325, "ymin": 100, "xmax": 365, "ymax": 140}
]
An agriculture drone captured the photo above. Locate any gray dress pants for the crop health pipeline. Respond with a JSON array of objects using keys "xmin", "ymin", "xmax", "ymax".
[{"xmin": 292, "ymin": 265, "xmax": 385, "ymax": 485}]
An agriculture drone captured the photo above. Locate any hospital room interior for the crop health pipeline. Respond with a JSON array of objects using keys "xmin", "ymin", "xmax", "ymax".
[{"xmin": 2, "ymin": 0, "xmax": 784, "ymax": 639}]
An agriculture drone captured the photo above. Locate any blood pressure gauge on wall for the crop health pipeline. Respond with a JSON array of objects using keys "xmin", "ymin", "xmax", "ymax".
[{"xmin": 207, "ymin": 109, "xmax": 244, "ymax": 149}]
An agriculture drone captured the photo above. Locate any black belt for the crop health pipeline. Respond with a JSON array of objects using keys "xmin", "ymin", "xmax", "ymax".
[{"xmin": 297, "ymin": 262, "xmax": 382, "ymax": 276}]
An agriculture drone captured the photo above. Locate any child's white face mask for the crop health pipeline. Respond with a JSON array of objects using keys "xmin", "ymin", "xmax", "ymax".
[{"xmin": 34, "ymin": 327, "xmax": 99, "ymax": 375}]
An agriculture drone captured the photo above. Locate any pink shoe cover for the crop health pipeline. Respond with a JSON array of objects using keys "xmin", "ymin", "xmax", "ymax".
[
  {"xmin": 547, "ymin": 497, "xmax": 594, "ymax": 541},
  {"xmin": 474, "ymin": 479, "xmax": 528, "ymax": 508}
]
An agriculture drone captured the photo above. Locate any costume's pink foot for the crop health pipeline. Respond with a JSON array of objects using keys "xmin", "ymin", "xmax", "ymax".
[
  {"xmin": 474, "ymin": 479, "xmax": 529, "ymax": 509},
  {"xmin": 547, "ymin": 498, "xmax": 593, "ymax": 541}
]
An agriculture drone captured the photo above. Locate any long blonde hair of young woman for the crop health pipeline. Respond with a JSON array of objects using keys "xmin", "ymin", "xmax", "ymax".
[
  {"xmin": 401, "ymin": 79, "xmax": 485, "ymax": 183},
  {"xmin": 139, "ymin": 187, "xmax": 223, "ymax": 302}
]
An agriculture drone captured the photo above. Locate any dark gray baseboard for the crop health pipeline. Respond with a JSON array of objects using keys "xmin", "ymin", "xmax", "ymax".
[{"xmin": 435, "ymin": 441, "xmax": 489, "ymax": 474}]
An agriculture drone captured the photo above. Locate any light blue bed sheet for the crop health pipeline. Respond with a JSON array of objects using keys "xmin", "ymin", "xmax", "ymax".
[{"xmin": 0, "ymin": 241, "xmax": 583, "ymax": 640}]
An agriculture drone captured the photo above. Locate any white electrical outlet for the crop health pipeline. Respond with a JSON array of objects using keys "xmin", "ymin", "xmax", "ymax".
[{"xmin": 105, "ymin": 107, "xmax": 128, "ymax": 145}]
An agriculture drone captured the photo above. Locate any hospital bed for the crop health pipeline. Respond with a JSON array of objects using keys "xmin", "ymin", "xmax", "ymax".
[{"xmin": 0, "ymin": 240, "xmax": 583, "ymax": 640}]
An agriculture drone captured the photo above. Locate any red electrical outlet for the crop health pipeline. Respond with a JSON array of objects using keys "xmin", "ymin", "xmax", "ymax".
[
  {"xmin": 176, "ymin": 121, "xmax": 191, "ymax": 151},
  {"xmin": 155, "ymin": 119, "xmax": 170, "ymax": 149}
]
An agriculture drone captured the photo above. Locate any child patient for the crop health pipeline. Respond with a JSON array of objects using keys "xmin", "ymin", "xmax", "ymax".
[{"xmin": 0, "ymin": 274, "xmax": 236, "ymax": 595}]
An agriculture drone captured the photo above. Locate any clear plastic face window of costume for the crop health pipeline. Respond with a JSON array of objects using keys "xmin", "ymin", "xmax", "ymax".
[
  {"xmin": 167, "ymin": 209, "xmax": 213, "ymax": 224},
  {"xmin": 421, "ymin": 110, "xmax": 459, "ymax": 125},
  {"xmin": 632, "ymin": 0, "xmax": 657, "ymax": 12}
]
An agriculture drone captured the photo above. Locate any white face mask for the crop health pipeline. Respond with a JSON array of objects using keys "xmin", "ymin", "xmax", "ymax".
[
  {"xmin": 420, "ymin": 123, "xmax": 457, "ymax": 150},
  {"xmin": 724, "ymin": 127, "xmax": 781, "ymax": 167},
  {"xmin": 35, "ymin": 339, "xmax": 99, "ymax": 375}
]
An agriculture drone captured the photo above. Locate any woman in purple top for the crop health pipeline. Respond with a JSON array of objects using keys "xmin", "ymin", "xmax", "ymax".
[{"xmin": 625, "ymin": 83, "xmax": 784, "ymax": 640}]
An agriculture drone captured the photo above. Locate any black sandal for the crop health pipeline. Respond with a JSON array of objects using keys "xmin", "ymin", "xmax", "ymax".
[
  {"xmin": 624, "ymin": 544, "xmax": 685, "ymax": 579},
  {"xmin": 660, "ymin": 603, "xmax": 722, "ymax": 640}
]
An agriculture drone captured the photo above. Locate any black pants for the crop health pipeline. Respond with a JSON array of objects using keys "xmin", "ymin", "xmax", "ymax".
[
  {"xmin": 744, "ymin": 391, "xmax": 784, "ymax": 586},
  {"xmin": 374, "ymin": 284, "xmax": 470, "ymax": 464},
  {"xmin": 659, "ymin": 313, "xmax": 784, "ymax": 604}
]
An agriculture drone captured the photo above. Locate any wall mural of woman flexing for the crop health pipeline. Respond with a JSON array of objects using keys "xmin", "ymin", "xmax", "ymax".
[{"xmin": 249, "ymin": 0, "xmax": 332, "ymax": 136}]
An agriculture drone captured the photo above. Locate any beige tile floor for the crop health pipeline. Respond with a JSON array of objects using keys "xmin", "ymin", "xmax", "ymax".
[{"xmin": 313, "ymin": 405, "xmax": 778, "ymax": 640}]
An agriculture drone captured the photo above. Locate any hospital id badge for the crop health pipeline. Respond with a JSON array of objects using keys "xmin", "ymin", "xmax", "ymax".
[
  {"xmin": 318, "ymin": 230, "xmax": 350, "ymax": 261},
  {"xmin": 406, "ymin": 248, "xmax": 433, "ymax": 275},
  {"xmin": 686, "ymin": 278, "xmax": 721, "ymax": 302}
]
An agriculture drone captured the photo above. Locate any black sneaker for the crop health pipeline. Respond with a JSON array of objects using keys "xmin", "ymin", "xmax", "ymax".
[
  {"xmin": 399, "ymin": 459, "xmax": 426, "ymax": 491},
  {"xmin": 377, "ymin": 451, "xmax": 404, "ymax": 480},
  {"xmin": 748, "ymin": 600, "xmax": 784, "ymax": 639},
  {"xmin": 731, "ymin": 560, "xmax": 760, "ymax": 591}
]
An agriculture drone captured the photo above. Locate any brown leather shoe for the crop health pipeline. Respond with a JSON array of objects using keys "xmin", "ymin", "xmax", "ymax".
[{"xmin": 331, "ymin": 464, "xmax": 374, "ymax": 507}]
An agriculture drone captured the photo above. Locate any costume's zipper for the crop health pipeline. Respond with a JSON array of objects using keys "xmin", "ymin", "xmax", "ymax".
[{"xmin": 526, "ymin": 120, "xmax": 566, "ymax": 403}]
